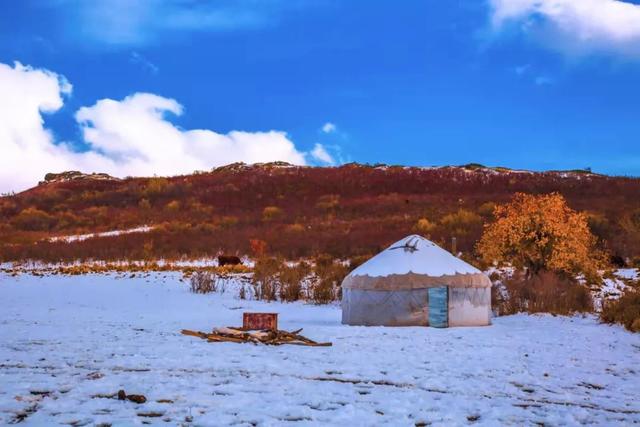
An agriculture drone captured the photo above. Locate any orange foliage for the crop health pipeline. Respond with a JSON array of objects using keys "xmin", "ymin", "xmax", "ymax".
[
  {"xmin": 415, "ymin": 218, "xmax": 436, "ymax": 236},
  {"xmin": 250, "ymin": 239, "xmax": 267, "ymax": 257},
  {"xmin": 477, "ymin": 193, "xmax": 604, "ymax": 279}
]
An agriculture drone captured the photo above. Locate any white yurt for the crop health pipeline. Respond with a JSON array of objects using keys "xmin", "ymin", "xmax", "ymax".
[{"xmin": 341, "ymin": 235, "xmax": 491, "ymax": 327}]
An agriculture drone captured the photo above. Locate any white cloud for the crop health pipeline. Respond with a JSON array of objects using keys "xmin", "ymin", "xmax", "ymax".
[
  {"xmin": 0, "ymin": 61, "xmax": 308, "ymax": 193},
  {"xmin": 310, "ymin": 143, "xmax": 336, "ymax": 165},
  {"xmin": 490, "ymin": 0, "xmax": 640, "ymax": 57},
  {"xmin": 321, "ymin": 122, "xmax": 337, "ymax": 134},
  {"xmin": 0, "ymin": 61, "xmax": 89, "ymax": 193},
  {"xmin": 53, "ymin": 0, "xmax": 286, "ymax": 47},
  {"xmin": 76, "ymin": 93, "xmax": 307, "ymax": 177}
]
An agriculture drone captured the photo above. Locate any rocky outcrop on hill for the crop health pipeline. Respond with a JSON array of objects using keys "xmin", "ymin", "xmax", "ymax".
[
  {"xmin": 40, "ymin": 171, "xmax": 120, "ymax": 185},
  {"xmin": 212, "ymin": 161, "xmax": 301, "ymax": 173}
]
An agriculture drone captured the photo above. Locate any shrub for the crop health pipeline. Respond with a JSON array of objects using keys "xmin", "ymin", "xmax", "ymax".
[
  {"xmin": 587, "ymin": 211, "xmax": 611, "ymax": 239},
  {"xmin": 250, "ymin": 239, "xmax": 268, "ymax": 257},
  {"xmin": 252, "ymin": 257, "xmax": 281, "ymax": 301},
  {"xmin": 195, "ymin": 222, "xmax": 216, "ymax": 233},
  {"xmin": 309, "ymin": 255, "xmax": 349, "ymax": 304},
  {"xmin": 165, "ymin": 200, "xmax": 180, "ymax": 212},
  {"xmin": 142, "ymin": 241, "xmax": 154, "ymax": 259},
  {"xmin": 11, "ymin": 207, "xmax": 57, "ymax": 231},
  {"xmin": 601, "ymin": 291, "xmax": 640, "ymax": 332},
  {"xmin": 348, "ymin": 254, "xmax": 373, "ymax": 270},
  {"xmin": 316, "ymin": 194, "xmax": 340, "ymax": 211},
  {"xmin": 619, "ymin": 209, "xmax": 640, "ymax": 238},
  {"xmin": 286, "ymin": 223, "xmax": 305, "ymax": 234},
  {"xmin": 55, "ymin": 211, "xmax": 82, "ymax": 230},
  {"xmin": 262, "ymin": 206, "xmax": 283, "ymax": 222},
  {"xmin": 415, "ymin": 218, "xmax": 436, "ymax": 236},
  {"xmin": 144, "ymin": 177, "xmax": 173, "ymax": 198},
  {"xmin": 495, "ymin": 270, "xmax": 593, "ymax": 316},
  {"xmin": 218, "ymin": 216, "xmax": 238, "ymax": 229},
  {"xmin": 309, "ymin": 277, "xmax": 335, "ymax": 304},
  {"xmin": 478, "ymin": 201, "xmax": 496, "ymax": 217},
  {"xmin": 138, "ymin": 198, "xmax": 151, "ymax": 210},
  {"xmin": 440, "ymin": 209, "xmax": 482, "ymax": 236},
  {"xmin": 82, "ymin": 206, "xmax": 109, "ymax": 227},
  {"xmin": 279, "ymin": 261, "xmax": 311, "ymax": 302},
  {"xmin": 190, "ymin": 271, "xmax": 216, "ymax": 294},
  {"xmin": 0, "ymin": 200, "xmax": 18, "ymax": 217}
]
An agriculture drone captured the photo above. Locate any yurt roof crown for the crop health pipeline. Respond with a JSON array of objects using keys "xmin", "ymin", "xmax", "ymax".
[{"xmin": 350, "ymin": 235, "xmax": 481, "ymax": 278}]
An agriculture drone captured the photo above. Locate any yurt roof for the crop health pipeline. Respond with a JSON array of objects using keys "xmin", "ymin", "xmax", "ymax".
[{"xmin": 343, "ymin": 235, "xmax": 490, "ymax": 290}]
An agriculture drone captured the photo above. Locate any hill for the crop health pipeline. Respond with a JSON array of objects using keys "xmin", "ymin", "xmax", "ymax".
[{"xmin": 1, "ymin": 162, "xmax": 639, "ymax": 264}]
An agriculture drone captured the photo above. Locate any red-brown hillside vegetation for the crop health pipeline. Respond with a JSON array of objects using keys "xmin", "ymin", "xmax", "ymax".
[{"xmin": 1, "ymin": 162, "xmax": 639, "ymax": 264}]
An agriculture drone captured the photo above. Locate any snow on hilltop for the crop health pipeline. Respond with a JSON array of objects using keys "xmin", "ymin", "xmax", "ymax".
[{"xmin": 1, "ymin": 272, "xmax": 639, "ymax": 425}]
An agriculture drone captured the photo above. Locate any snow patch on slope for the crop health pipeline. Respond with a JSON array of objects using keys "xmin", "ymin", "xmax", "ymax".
[{"xmin": 48, "ymin": 226, "xmax": 153, "ymax": 243}]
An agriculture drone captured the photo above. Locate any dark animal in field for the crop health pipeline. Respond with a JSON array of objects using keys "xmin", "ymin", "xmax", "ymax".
[
  {"xmin": 610, "ymin": 254, "xmax": 627, "ymax": 268},
  {"xmin": 218, "ymin": 255, "xmax": 242, "ymax": 267}
]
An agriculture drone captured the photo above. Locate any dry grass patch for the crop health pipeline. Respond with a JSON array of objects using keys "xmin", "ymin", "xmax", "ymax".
[{"xmin": 601, "ymin": 290, "xmax": 640, "ymax": 332}]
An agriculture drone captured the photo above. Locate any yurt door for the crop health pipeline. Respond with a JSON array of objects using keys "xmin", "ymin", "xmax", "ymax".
[{"xmin": 428, "ymin": 287, "xmax": 449, "ymax": 328}]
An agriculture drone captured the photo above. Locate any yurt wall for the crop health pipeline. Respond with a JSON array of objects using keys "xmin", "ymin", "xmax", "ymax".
[
  {"xmin": 341, "ymin": 288, "xmax": 429, "ymax": 326},
  {"xmin": 448, "ymin": 287, "xmax": 492, "ymax": 327}
]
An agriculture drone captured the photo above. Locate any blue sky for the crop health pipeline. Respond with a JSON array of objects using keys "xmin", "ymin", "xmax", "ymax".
[{"xmin": 1, "ymin": 0, "xmax": 640, "ymax": 192}]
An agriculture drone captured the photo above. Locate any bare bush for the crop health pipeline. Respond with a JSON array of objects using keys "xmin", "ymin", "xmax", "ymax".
[
  {"xmin": 280, "ymin": 262, "xmax": 311, "ymax": 302},
  {"xmin": 248, "ymin": 255, "xmax": 346, "ymax": 304},
  {"xmin": 252, "ymin": 257, "xmax": 281, "ymax": 301},
  {"xmin": 309, "ymin": 255, "xmax": 349, "ymax": 304},
  {"xmin": 601, "ymin": 290, "xmax": 640, "ymax": 332},
  {"xmin": 494, "ymin": 270, "xmax": 593, "ymax": 315},
  {"xmin": 348, "ymin": 255, "xmax": 373, "ymax": 271},
  {"xmin": 190, "ymin": 271, "xmax": 216, "ymax": 294}
]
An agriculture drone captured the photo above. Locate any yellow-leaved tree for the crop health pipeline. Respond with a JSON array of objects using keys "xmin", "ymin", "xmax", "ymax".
[{"xmin": 477, "ymin": 193, "xmax": 603, "ymax": 280}]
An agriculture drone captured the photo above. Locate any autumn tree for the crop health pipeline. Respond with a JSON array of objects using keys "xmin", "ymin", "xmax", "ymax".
[{"xmin": 477, "ymin": 193, "xmax": 603, "ymax": 279}]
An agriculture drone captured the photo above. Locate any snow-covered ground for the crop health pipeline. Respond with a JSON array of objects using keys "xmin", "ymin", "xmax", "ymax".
[
  {"xmin": 1, "ymin": 273, "xmax": 639, "ymax": 426},
  {"xmin": 593, "ymin": 269, "xmax": 639, "ymax": 311}
]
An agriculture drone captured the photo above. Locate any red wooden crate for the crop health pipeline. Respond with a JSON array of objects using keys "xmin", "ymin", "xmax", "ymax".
[{"xmin": 243, "ymin": 312, "xmax": 278, "ymax": 330}]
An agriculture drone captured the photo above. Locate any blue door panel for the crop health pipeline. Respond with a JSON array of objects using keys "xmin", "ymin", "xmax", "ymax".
[{"xmin": 428, "ymin": 287, "xmax": 448, "ymax": 328}]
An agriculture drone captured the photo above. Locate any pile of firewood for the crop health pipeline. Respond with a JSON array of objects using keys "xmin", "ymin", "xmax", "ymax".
[{"xmin": 181, "ymin": 327, "xmax": 332, "ymax": 347}]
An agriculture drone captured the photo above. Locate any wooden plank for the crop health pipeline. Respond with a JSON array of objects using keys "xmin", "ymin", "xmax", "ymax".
[{"xmin": 181, "ymin": 327, "xmax": 331, "ymax": 346}]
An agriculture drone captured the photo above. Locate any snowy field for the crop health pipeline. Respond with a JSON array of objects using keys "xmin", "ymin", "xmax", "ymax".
[{"xmin": 1, "ymin": 273, "xmax": 639, "ymax": 426}]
